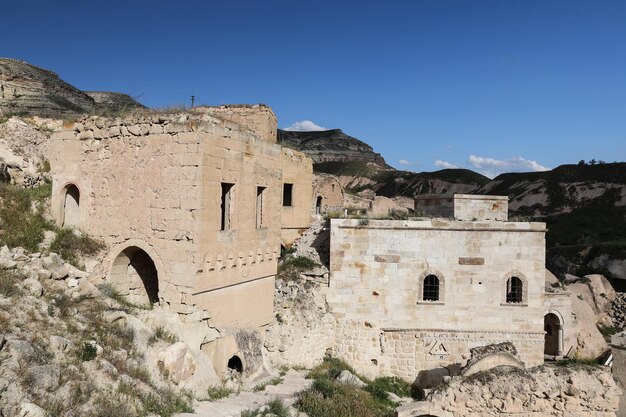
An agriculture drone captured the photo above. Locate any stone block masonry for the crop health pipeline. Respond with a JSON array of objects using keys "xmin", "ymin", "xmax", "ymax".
[
  {"xmin": 48, "ymin": 105, "xmax": 313, "ymax": 377},
  {"xmin": 328, "ymin": 217, "xmax": 547, "ymax": 383}
]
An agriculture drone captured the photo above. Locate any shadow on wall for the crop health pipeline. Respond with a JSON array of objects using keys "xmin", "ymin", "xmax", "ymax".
[
  {"xmin": 414, "ymin": 363, "xmax": 462, "ymax": 391},
  {"xmin": 110, "ymin": 246, "xmax": 159, "ymax": 305},
  {"xmin": 311, "ymin": 219, "xmax": 331, "ymax": 267}
]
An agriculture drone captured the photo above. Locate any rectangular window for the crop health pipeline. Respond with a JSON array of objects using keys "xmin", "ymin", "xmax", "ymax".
[
  {"xmin": 283, "ymin": 183, "xmax": 293, "ymax": 207},
  {"xmin": 220, "ymin": 183, "xmax": 234, "ymax": 231},
  {"xmin": 256, "ymin": 186, "xmax": 266, "ymax": 228}
]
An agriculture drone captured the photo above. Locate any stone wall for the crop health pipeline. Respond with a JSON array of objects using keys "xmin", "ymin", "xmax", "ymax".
[
  {"xmin": 414, "ymin": 194, "xmax": 509, "ymax": 221},
  {"xmin": 48, "ymin": 107, "xmax": 313, "ymax": 376},
  {"xmin": 200, "ymin": 105, "xmax": 278, "ymax": 144},
  {"xmin": 327, "ymin": 218, "xmax": 547, "ymax": 382},
  {"xmin": 312, "ymin": 174, "xmax": 344, "ymax": 215},
  {"xmin": 280, "ymin": 149, "xmax": 314, "ymax": 245}
]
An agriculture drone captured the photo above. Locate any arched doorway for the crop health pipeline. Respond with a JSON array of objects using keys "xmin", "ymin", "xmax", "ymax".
[
  {"xmin": 62, "ymin": 184, "xmax": 80, "ymax": 227},
  {"xmin": 544, "ymin": 313, "xmax": 563, "ymax": 356},
  {"xmin": 316, "ymin": 196, "xmax": 323, "ymax": 215},
  {"xmin": 109, "ymin": 247, "xmax": 159, "ymax": 305}
]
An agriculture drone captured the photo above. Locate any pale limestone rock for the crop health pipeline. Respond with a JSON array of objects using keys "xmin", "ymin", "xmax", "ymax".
[
  {"xmin": 158, "ymin": 342, "xmax": 196, "ymax": 384},
  {"xmin": 20, "ymin": 278, "xmax": 43, "ymax": 297},
  {"xmin": 16, "ymin": 403, "xmax": 47, "ymax": 417},
  {"xmin": 336, "ymin": 370, "xmax": 366, "ymax": 387}
]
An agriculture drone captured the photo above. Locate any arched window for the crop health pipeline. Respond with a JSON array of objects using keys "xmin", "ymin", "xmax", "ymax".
[
  {"xmin": 423, "ymin": 274, "xmax": 440, "ymax": 301},
  {"xmin": 506, "ymin": 276, "xmax": 523, "ymax": 303}
]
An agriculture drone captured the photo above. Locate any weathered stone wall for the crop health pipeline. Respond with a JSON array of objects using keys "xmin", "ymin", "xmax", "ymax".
[
  {"xmin": 414, "ymin": 195, "xmax": 455, "ymax": 218},
  {"xmin": 454, "ymin": 194, "xmax": 508, "ymax": 221},
  {"xmin": 327, "ymin": 218, "xmax": 547, "ymax": 381},
  {"xmin": 201, "ymin": 105, "xmax": 278, "ymax": 144},
  {"xmin": 280, "ymin": 149, "xmax": 314, "ymax": 245},
  {"xmin": 415, "ymin": 194, "xmax": 509, "ymax": 221},
  {"xmin": 48, "ymin": 107, "xmax": 314, "ymax": 376},
  {"xmin": 312, "ymin": 174, "xmax": 344, "ymax": 215}
]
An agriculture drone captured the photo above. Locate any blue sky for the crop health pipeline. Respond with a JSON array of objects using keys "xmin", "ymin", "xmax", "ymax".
[{"xmin": 2, "ymin": 0, "xmax": 625, "ymax": 177}]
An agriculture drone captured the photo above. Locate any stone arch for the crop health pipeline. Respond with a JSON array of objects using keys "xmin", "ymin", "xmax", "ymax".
[
  {"xmin": 544, "ymin": 311, "xmax": 564, "ymax": 356},
  {"xmin": 502, "ymin": 271, "xmax": 528, "ymax": 304},
  {"xmin": 61, "ymin": 183, "xmax": 81, "ymax": 228},
  {"xmin": 108, "ymin": 243, "xmax": 162, "ymax": 305},
  {"xmin": 417, "ymin": 269, "xmax": 445, "ymax": 303}
]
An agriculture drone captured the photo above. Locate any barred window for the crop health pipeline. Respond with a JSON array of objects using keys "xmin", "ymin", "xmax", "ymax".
[
  {"xmin": 506, "ymin": 276, "xmax": 523, "ymax": 303},
  {"xmin": 423, "ymin": 274, "xmax": 440, "ymax": 301}
]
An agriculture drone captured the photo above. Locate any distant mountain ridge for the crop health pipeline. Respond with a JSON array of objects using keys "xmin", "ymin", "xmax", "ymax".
[{"xmin": 0, "ymin": 58, "xmax": 144, "ymax": 117}]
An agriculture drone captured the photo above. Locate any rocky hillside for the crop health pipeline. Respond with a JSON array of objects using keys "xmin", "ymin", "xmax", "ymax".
[
  {"xmin": 277, "ymin": 129, "xmax": 388, "ymax": 166},
  {"xmin": 0, "ymin": 58, "xmax": 143, "ymax": 117},
  {"xmin": 479, "ymin": 163, "xmax": 626, "ymax": 282}
]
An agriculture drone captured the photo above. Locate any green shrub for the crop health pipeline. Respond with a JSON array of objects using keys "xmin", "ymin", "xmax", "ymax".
[
  {"xmin": 307, "ymin": 357, "xmax": 356, "ymax": 380},
  {"xmin": 597, "ymin": 323, "xmax": 622, "ymax": 339},
  {"xmin": 367, "ymin": 376, "xmax": 416, "ymax": 399},
  {"xmin": 0, "ymin": 269, "xmax": 20, "ymax": 297},
  {"xmin": 148, "ymin": 326, "xmax": 178, "ymax": 346},
  {"xmin": 0, "ymin": 184, "xmax": 51, "ymax": 252},
  {"xmin": 206, "ymin": 385, "xmax": 234, "ymax": 401},
  {"xmin": 50, "ymin": 228, "xmax": 105, "ymax": 268},
  {"xmin": 281, "ymin": 256, "xmax": 319, "ymax": 270},
  {"xmin": 253, "ymin": 377, "xmax": 284, "ymax": 392},
  {"xmin": 141, "ymin": 387, "xmax": 194, "ymax": 417},
  {"xmin": 97, "ymin": 283, "xmax": 152, "ymax": 311},
  {"xmin": 296, "ymin": 382, "xmax": 393, "ymax": 417},
  {"xmin": 242, "ymin": 398, "xmax": 290, "ymax": 417},
  {"xmin": 79, "ymin": 342, "xmax": 98, "ymax": 361}
]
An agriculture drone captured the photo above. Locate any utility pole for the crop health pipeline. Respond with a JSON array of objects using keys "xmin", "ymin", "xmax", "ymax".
[{"xmin": 191, "ymin": 95, "xmax": 195, "ymax": 108}]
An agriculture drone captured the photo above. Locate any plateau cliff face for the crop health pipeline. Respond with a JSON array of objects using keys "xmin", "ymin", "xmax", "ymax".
[
  {"xmin": 277, "ymin": 128, "xmax": 388, "ymax": 166},
  {"xmin": 0, "ymin": 58, "xmax": 143, "ymax": 117}
]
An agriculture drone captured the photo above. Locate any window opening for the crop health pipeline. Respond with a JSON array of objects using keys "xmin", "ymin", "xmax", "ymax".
[
  {"xmin": 506, "ymin": 276, "xmax": 523, "ymax": 303},
  {"xmin": 423, "ymin": 274, "xmax": 440, "ymax": 301},
  {"xmin": 256, "ymin": 186, "xmax": 266, "ymax": 228},
  {"xmin": 283, "ymin": 183, "xmax": 293, "ymax": 207},
  {"xmin": 221, "ymin": 183, "xmax": 234, "ymax": 231}
]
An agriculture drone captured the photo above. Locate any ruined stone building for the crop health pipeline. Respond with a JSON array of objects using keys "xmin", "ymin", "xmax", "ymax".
[
  {"xmin": 48, "ymin": 105, "xmax": 313, "ymax": 376},
  {"xmin": 327, "ymin": 194, "xmax": 574, "ymax": 385}
]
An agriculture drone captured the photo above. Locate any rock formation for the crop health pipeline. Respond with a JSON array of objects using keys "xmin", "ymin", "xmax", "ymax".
[
  {"xmin": 278, "ymin": 128, "xmax": 388, "ymax": 166},
  {"xmin": 0, "ymin": 58, "xmax": 143, "ymax": 117},
  {"xmin": 398, "ymin": 363, "xmax": 620, "ymax": 417}
]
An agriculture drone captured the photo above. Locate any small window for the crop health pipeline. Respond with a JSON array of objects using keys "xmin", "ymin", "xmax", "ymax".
[
  {"xmin": 283, "ymin": 183, "xmax": 293, "ymax": 207},
  {"xmin": 423, "ymin": 274, "xmax": 440, "ymax": 301},
  {"xmin": 221, "ymin": 183, "xmax": 234, "ymax": 231},
  {"xmin": 256, "ymin": 186, "xmax": 266, "ymax": 228},
  {"xmin": 506, "ymin": 276, "xmax": 523, "ymax": 303}
]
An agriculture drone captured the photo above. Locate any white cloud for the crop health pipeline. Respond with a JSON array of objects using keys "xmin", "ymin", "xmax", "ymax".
[
  {"xmin": 282, "ymin": 120, "xmax": 327, "ymax": 132},
  {"xmin": 467, "ymin": 154, "xmax": 550, "ymax": 178},
  {"xmin": 435, "ymin": 160, "xmax": 459, "ymax": 169},
  {"xmin": 398, "ymin": 159, "xmax": 411, "ymax": 166}
]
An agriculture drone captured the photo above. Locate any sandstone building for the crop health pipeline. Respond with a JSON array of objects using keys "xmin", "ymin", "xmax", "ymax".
[
  {"xmin": 48, "ymin": 105, "xmax": 313, "ymax": 376},
  {"xmin": 327, "ymin": 194, "xmax": 574, "ymax": 385}
]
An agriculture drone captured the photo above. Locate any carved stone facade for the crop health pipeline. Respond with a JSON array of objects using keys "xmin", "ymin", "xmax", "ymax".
[
  {"xmin": 327, "ymin": 196, "xmax": 571, "ymax": 384},
  {"xmin": 48, "ymin": 105, "xmax": 313, "ymax": 376}
]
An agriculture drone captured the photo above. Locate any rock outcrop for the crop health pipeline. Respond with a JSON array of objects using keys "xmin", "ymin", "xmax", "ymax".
[
  {"xmin": 399, "ymin": 364, "xmax": 620, "ymax": 417},
  {"xmin": 277, "ymin": 128, "xmax": 388, "ymax": 166},
  {"xmin": 0, "ymin": 58, "xmax": 143, "ymax": 117}
]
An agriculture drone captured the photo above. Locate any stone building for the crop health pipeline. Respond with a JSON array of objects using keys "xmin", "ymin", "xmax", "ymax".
[
  {"xmin": 312, "ymin": 174, "xmax": 344, "ymax": 215},
  {"xmin": 48, "ymin": 105, "xmax": 313, "ymax": 376},
  {"xmin": 327, "ymin": 194, "xmax": 574, "ymax": 385}
]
